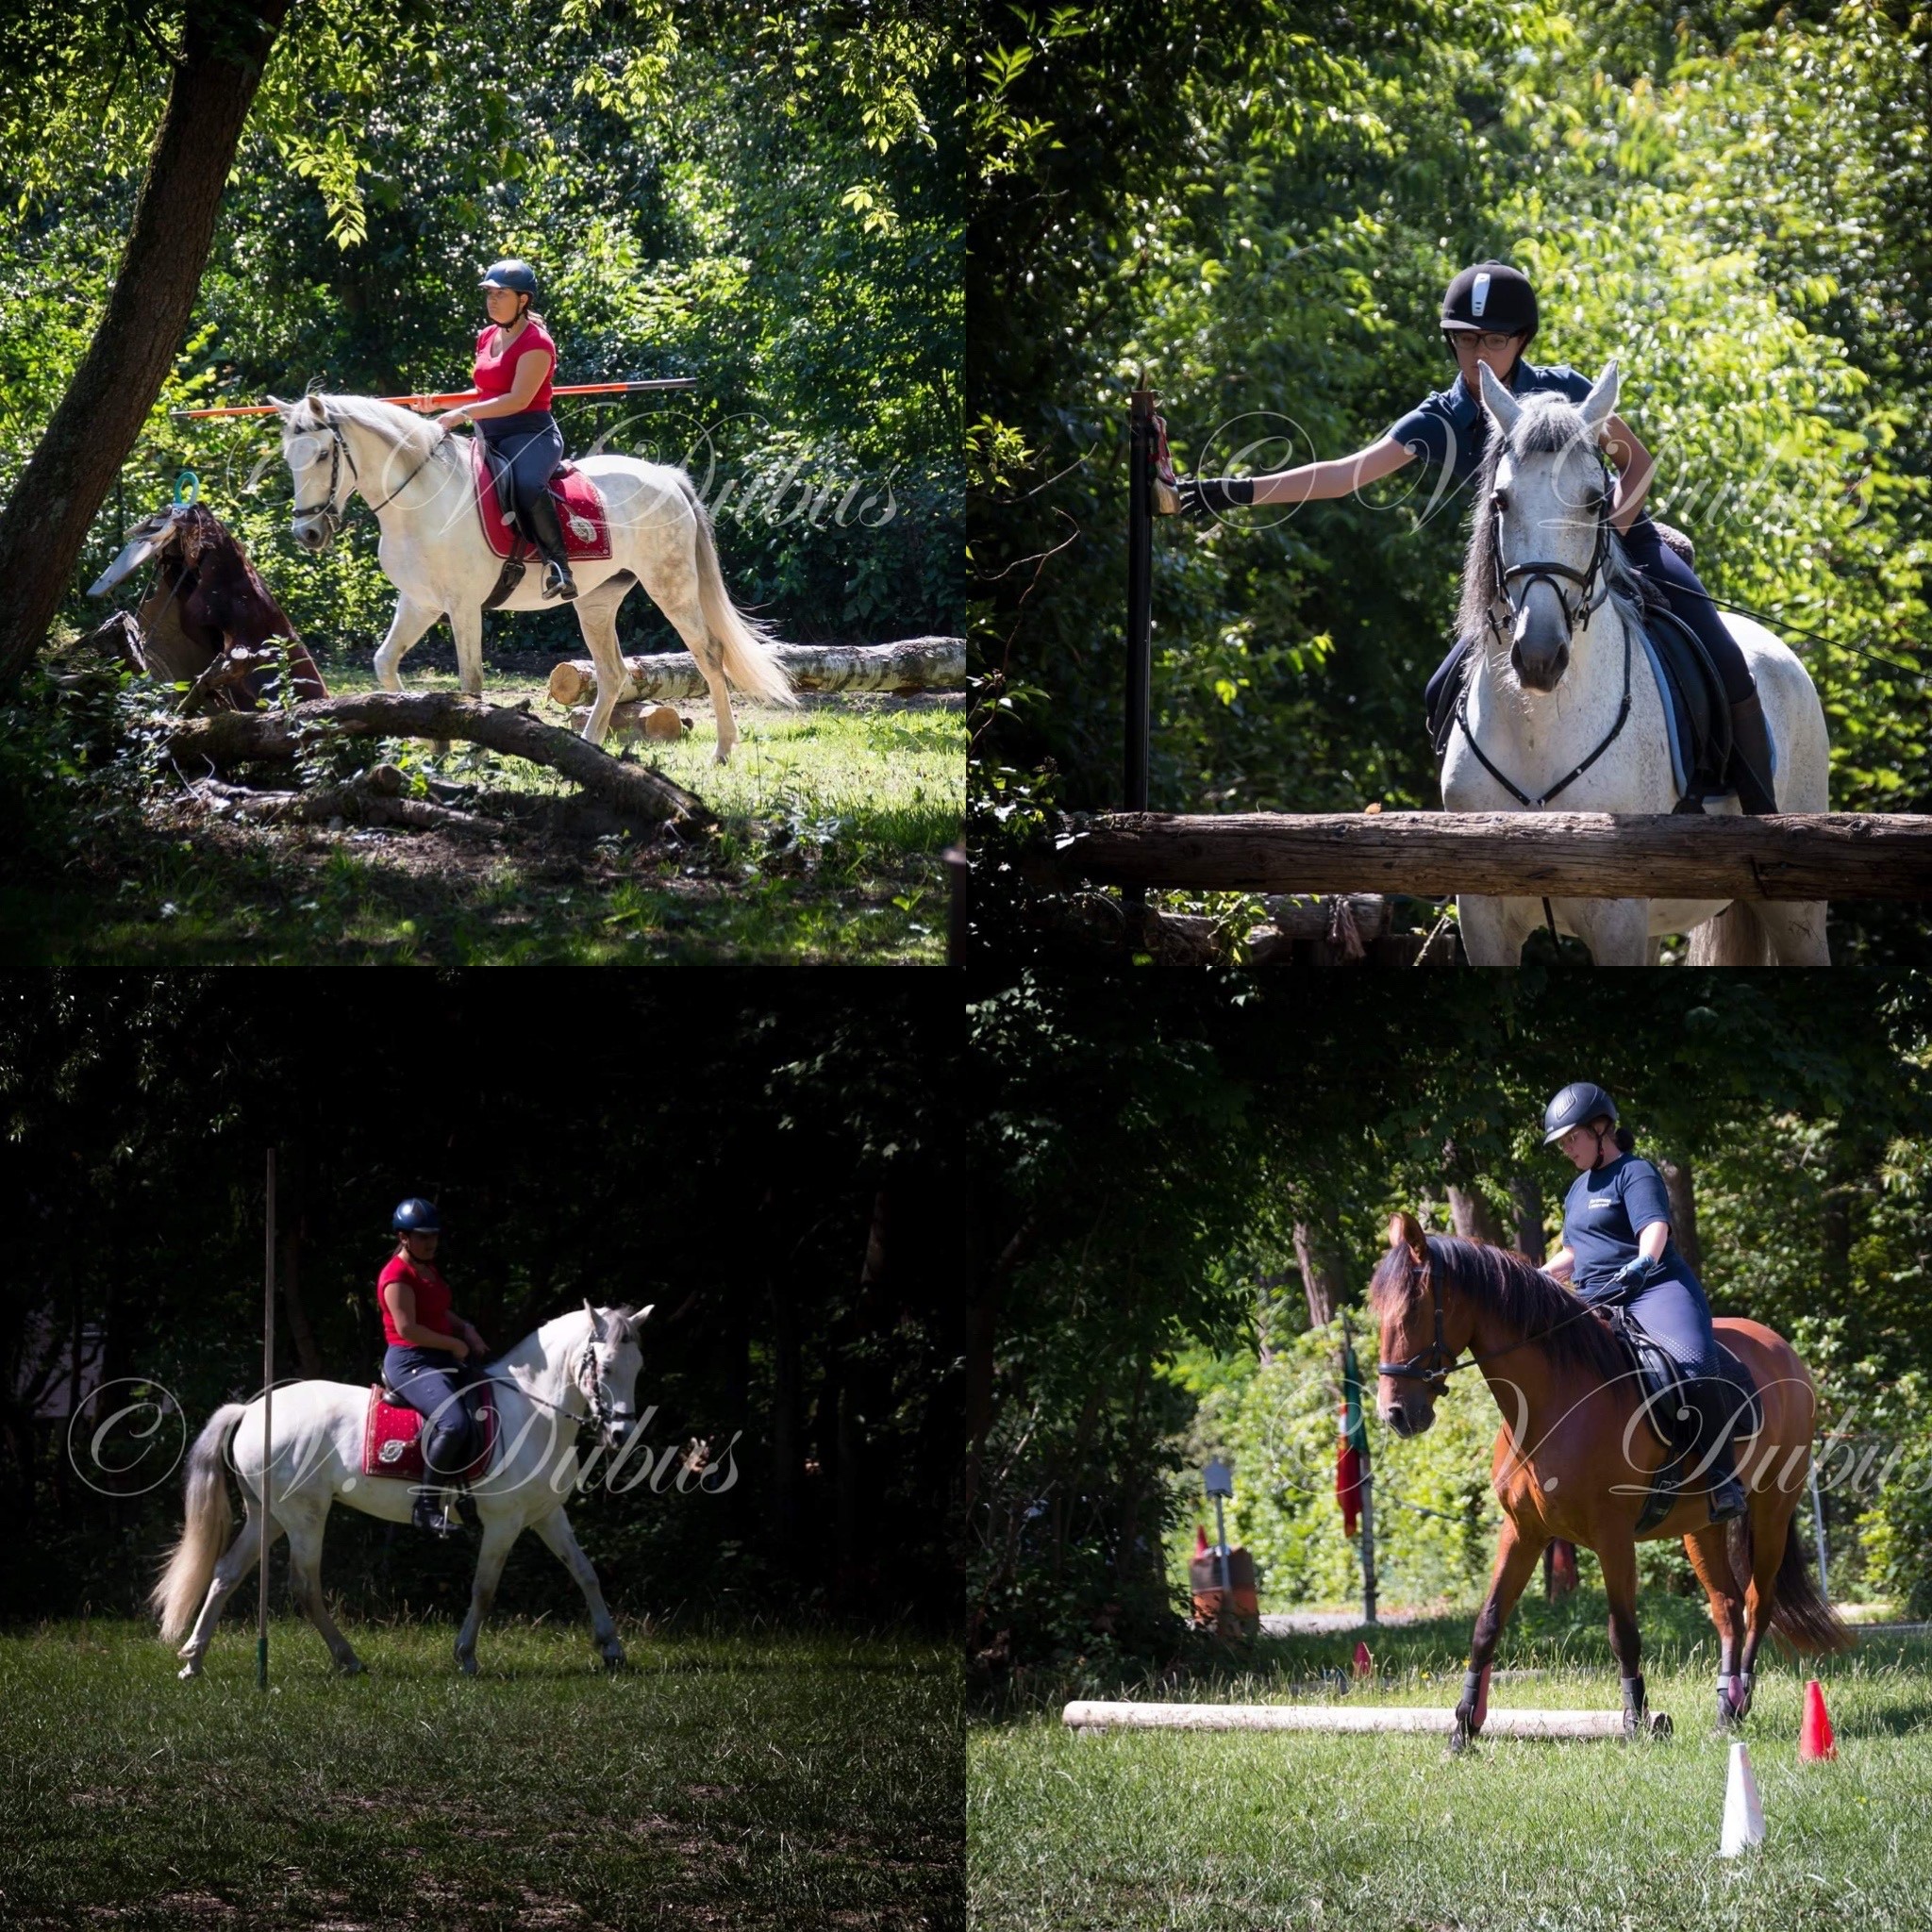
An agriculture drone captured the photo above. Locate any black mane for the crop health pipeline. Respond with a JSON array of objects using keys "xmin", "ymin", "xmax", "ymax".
[{"xmin": 1368, "ymin": 1233, "xmax": 1628, "ymax": 1381}]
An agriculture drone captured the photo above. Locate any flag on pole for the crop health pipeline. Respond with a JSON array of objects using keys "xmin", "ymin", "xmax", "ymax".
[{"xmin": 1337, "ymin": 1333, "xmax": 1368, "ymax": 1536}]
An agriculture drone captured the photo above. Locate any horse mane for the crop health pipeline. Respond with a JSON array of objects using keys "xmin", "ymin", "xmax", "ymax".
[
  {"xmin": 1456, "ymin": 390, "xmax": 1647, "ymax": 685},
  {"xmin": 312, "ymin": 391, "xmax": 458, "ymax": 471},
  {"xmin": 1368, "ymin": 1233, "xmax": 1629, "ymax": 1382}
]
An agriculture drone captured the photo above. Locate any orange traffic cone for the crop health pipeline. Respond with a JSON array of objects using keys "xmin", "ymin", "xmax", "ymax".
[
  {"xmin": 1353, "ymin": 1640, "xmax": 1373, "ymax": 1679},
  {"xmin": 1799, "ymin": 1679, "xmax": 1837, "ymax": 1761}
]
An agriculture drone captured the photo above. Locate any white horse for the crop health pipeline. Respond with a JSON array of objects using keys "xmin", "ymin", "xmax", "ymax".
[
  {"xmin": 152, "ymin": 1304, "xmax": 651, "ymax": 1678},
  {"xmin": 270, "ymin": 392, "xmax": 795, "ymax": 758},
  {"xmin": 1441, "ymin": 359, "xmax": 1831, "ymax": 965}
]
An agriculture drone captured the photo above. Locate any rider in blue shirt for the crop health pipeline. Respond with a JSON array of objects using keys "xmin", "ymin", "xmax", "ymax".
[
  {"xmin": 1178, "ymin": 260, "xmax": 1777, "ymax": 812},
  {"xmin": 1540, "ymin": 1081, "xmax": 1746, "ymax": 1523}
]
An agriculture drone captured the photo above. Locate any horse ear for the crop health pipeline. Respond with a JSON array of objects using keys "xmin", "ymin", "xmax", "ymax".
[
  {"xmin": 1477, "ymin": 358, "xmax": 1520, "ymax": 435},
  {"xmin": 583, "ymin": 1298, "xmax": 601, "ymax": 1338},
  {"xmin": 1388, "ymin": 1211, "xmax": 1428, "ymax": 1263},
  {"xmin": 626, "ymin": 1305, "xmax": 654, "ymax": 1338},
  {"xmin": 1579, "ymin": 358, "xmax": 1621, "ymax": 437}
]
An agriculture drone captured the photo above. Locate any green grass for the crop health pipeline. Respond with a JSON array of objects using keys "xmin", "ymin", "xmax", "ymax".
[
  {"xmin": 0, "ymin": 658, "xmax": 962, "ymax": 965},
  {"xmin": 0, "ymin": 1618, "xmax": 960, "ymax": 1931},
  {"xmin": 971, "ymin": 1592, "xmax": 1932, "ymax": 1931}
]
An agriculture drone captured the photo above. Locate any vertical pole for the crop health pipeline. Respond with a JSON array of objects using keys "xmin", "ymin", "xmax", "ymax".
[
  {"xmin": 1808, "ymin": 1456, "xmax": 1830, "ymax": 1607},
  {"xmin": 258, "ymin": 1148, "xmax": 275, "ymax": 1690},
  {"xmin": 1344, "ymin": 1311, "xmax": 1377, "ymax": 1627},
  {"xmin": 1213, "ymin": 1492, "xmax": 1231, "ymax": 1598},
  {"xmin": 1124, "ymin": 390, "xmax": 1154, "ymax": 813}
]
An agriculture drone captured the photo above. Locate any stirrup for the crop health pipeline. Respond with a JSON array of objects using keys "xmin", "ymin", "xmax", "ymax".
[
  {"xmin": 1707, "ymin": 1475, "xmax": 1747, "ymax": 1524},
  {"xmin": 412, "ymin": 1488, "xmax": 457, "ymax": 1538},
  {"xmin": 541, "ymin": 558, "xmax": 578, "ymax": 601}
]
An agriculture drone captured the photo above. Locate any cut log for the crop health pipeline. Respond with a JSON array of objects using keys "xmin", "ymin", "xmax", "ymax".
[
  {"xmin": 1061, "ymin": 1700, "xmax": 1665, "ymax": 1740},
  {"xmin": 164, "ymin": 691, "xmax": 711, "ymax": 827},
  {"xmin": 546, "ymin": 636, "xmax": 965, "ymax": 707},
  {"xmin": 566, "ymin": 701, "xmax": 688, "ymax": 741},
  {"xmin": 1048, "ymin": 811, "xmax": 1932, "ymax": 902}
]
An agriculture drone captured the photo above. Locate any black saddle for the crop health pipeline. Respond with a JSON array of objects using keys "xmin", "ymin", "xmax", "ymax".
[{"xmin": 1607, "ymin": 1310, "xmax": 1762, "ymax": 1533}]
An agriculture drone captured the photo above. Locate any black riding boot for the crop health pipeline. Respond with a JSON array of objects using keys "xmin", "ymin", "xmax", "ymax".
[
  {"xmin": 1689, "ymin": 1377, "xmax": 1748, "ymax": 1523},
  {"xmin": 1726, "ymin": 694, "xmax": 1778, "ymax": 814},
  {"xmin": 411, "ymin": 1486, "xmax": 456, "ymax": 1537},
  {"xmin": 521, "ymin": 488, "xmax": 578, "ymax": 601}
]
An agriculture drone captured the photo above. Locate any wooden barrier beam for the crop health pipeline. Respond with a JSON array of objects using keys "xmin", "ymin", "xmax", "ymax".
[
  {"xmin": 1062, "ymin": 1700, "xmax": 1664, "ymax": 1740},
  {"xmin": 546, "ymin": 636, "xmax": 964, "ymax": 708},
  {"xmin": 1049, "ymin": 811, "xmax": 1932, "ymax": 902}
]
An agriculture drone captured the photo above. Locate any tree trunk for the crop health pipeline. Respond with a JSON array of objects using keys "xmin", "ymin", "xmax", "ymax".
[
  {"xmin": 771, "ymin": 1283, "xmax": 802, "ymax": 1569},
  {"xmin": 835, "ymin": 1191, "xmax": 889, "ymax": 1604},
  {"xmin": 1658, "ymin": 1159, "xmax": 1703, "ymax": 1277},
  {"xmin": 1291, "ymin": 1227, "xmax": 1342, "ymax": 1328},
  {"xmin": 278, "ymin": 1140, "xmax": 325, "ymax": 1380},
  {"xmin": 1507, "ymin": 1173, "xmax": 1546, "ymax": 1262},
  {"xmin": 0, "ymin": 1, "xmax": 292, "ymax": 693},
  {"xmin": 1443, "ymin": 1141, "xmax": 1505, "ymax": 1244}
]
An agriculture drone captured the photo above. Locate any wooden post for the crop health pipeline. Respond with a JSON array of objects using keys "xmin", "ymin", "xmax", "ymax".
[
  {"xmin": 258, "ymin": 1149, "xmax": 275, "ymax": 1690},
  {"xmin": 1342, "ymin": 1312, "xmax": 1377, "ymax": 1628},
  {"xmin": 1124, "ymin": 391, "xmax": 1155, "ymax": 815}
]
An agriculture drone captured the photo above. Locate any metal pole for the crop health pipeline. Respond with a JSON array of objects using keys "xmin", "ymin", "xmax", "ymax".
[
  {"xmin": 1808, "ymin": 1456, "xmax": 1830, "ymax": 1606},
  {"xmin": 1213, "ymin": 1492, "xmax": 1231, "ymax": 1598},
  {"xmin": 1124, "ymin": 390, "xmax": 1155, "ymax": 812},
  {"xmin": 258, "ymin": 1149, "xmax": 275, "ymax": 1690},
  {"xmin": 1342, "ymin": 1310, "xmax": 1378, "ymax": 1627}
]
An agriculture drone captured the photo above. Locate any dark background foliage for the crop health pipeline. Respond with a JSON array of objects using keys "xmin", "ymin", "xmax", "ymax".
[{"xmin": 0, "ymin": 974, "xmax": 962, "ymax": 1631}]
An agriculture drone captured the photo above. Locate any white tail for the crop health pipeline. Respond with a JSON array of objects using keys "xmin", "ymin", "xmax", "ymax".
[
  {"xmin": 150, "ymin": 1402, "xmax": 245, "ymax": 1645},
  {"xmin": 683, "ymin": 478, "xmax": 797, "ymax": 707}
]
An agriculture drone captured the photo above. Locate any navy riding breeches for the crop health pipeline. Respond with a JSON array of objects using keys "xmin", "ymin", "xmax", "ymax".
[
  {"xmin": 1598, "ymin": 1269, "xmax": 1721, "ymax": 1375},
  {"xmin": 479, "ymin": 411, "xmax": 564, "ymax": 533},
  {"xmin": 382, "ymin": 1343, "xmax": 482, "ymax": 1477}
]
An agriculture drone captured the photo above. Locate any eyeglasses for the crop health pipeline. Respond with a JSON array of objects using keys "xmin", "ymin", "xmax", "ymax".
[{"xmin": 1447, "ymin": 331, "xmax": 1522, "ymax": 354}]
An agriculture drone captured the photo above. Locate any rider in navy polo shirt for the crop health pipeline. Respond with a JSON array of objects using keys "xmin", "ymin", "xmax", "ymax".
[
  {"xmin": 1179, "ymin": 260, "xmax": 1777, "ymax": 812},
  {"xmin": 1540, "ymin": 1082, "xmax": 1746, "ymax": 1523}
]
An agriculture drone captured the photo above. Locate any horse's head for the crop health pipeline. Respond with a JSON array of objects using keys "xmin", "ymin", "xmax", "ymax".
[
  {"xmin": 271, "ymin": 392, "xmax": 350, "ymax": 553},
  {"xmin": 1370, "ymin": 1212, "xmax": 1472, "ymax": 1438},
  {"xmin": 576, "ymin": 1301, "xmax": 653, "ymax": 1454},
  {"xmin": 1474, "ymin": 359, "xmax": 1622, "ymax": 693}
]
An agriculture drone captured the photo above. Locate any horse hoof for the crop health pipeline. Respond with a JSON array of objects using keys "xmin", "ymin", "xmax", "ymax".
[
  {"xmin": 177, "ymin": 1660, "xmax": 203, "ymax": 1681},
  {"xmin": 602, "ymin": 1649, "xmax": 628, "ymax": 1672},
  {"xmin": 1647, "ymin": 1710, "xmax": 1673, "ymax": 1740},
  {"xmin": 457, "ymin": 1653, "xmax": 478, "ymax": 1677},
  {"xmin": 337, "ymin": 1657, "xmax": 366, "ymax": 1677}
]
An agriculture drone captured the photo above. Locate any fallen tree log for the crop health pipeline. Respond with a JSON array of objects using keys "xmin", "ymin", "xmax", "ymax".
[
  {"xmin": 1047, "ymin": 811, "xmax": 1932, "ymax": 902},
  {"xmin": 165, "ymin": 691, "xmax": 711, "ymax": 828},
  {"xmin": 566, "ymin": 701, "xmax": 688, "ymax": 742},
  {"xmin": 188, "ymin": 771, "xmax": 507, "ymax": 839},
  {"xmin": 545, "ymin": 636, "xmax": 965, "ymax": 707}
]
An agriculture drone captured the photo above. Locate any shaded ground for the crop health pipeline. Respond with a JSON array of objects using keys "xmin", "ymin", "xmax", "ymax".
[
  {"xmin": 0, "ymin": 1620, "xmax": 961, "ymax": 1932},
  {"xmin": 1, "ymin": 651, "xmax": 963, "ymax": 964}
]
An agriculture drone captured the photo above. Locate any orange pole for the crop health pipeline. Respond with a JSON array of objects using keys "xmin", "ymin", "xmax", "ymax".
[{"xmin": 171, "ymin": 378, "xmax": 696, "ymax": 421}]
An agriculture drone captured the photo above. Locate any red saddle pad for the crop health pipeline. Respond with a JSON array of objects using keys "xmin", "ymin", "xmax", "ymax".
[
  {"xmin": 362, "ymin": 1384, "xmax": 497, "ymax": 1484},
  {"xmin": 470, "ymin": 441, "xmax": 613, "ymax": 561}
]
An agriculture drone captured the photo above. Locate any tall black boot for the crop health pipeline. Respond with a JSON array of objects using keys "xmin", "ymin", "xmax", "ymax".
[
  {"xmin": 1726, "ymin": 693, "xmax": 1778, "ymax": 814},
  {"xmin": 521, "ymin": 487, "xmax": 578, "ymax": 600},
  {"xmin": 1689, "ymin": 1378, "xmax": 1748, "ymax": 1523}
]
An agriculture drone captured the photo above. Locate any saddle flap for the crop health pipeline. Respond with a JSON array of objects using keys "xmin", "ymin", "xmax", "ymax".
[
  {"xmin": 469, "ymin": 442, "xmax": 613, "ymax": 563},
  {"xmin": 1711, "ymin": 1341, "xmax": 1763, "ymax": 1441}
]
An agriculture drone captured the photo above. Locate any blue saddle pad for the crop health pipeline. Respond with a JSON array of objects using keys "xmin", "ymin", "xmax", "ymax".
[{"xmin": 1636, "ymin": 606, "xmax": 1777, "ymax": 807}]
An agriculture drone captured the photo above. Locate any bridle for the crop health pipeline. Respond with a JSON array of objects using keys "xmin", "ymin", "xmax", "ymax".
[
  {"xmin": 475, "ymin": 1328, "xmax": 632, "ymax": 1448},
  {"xmin": 1450, "ymin": 447, "xmax": 1633, "ymax": 814},
  {"xmin": 291, "ymin": 409, "xmax": 447, "ymax": 539}
]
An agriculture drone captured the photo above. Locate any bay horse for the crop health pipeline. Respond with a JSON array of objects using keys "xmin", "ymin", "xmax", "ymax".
[
  {"xmin": 270, "ymin": 392, "xmax": 795, "ymax": 758},
  {"xmin": 1371, "ymin": 1214, "xmax": 1850, "ymax": 1747},
  {"xmin": 151, "ymin": 1304, "xmax": 650, "ymax": 1679},
  {"xmin": 1442, "ymin": 359, "xmax": 1830, "ymax": 964}
]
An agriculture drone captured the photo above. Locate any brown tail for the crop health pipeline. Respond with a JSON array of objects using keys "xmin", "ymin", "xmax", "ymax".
[{"xmin": 1726, "ymin": 1511, "xmax": 1857, "ymax": 1655}]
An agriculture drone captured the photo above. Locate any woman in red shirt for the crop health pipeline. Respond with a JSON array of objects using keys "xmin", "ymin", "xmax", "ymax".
[
  {"xmin": 380, "ymin": 1198, "xmax": 492, "ymax": 1534},
  {"xmin": 435, "ymin": 258, "xmax": 577, "ymax": 600}
]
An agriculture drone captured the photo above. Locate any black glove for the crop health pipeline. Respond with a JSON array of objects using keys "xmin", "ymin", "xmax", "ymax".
[{"xmin": 1177, "ymin": 475, "xmax": 1255, "ymax": 519}]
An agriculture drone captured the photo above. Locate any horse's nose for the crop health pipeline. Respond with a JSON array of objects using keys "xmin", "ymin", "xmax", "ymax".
[
  {"xmin": 1381, "ymin": 1400, "xmax": 1408, "ymax": 1437},
  {"xmin": 1510, "ymin": 634, "xmax": 1570, "ymax": 692}
]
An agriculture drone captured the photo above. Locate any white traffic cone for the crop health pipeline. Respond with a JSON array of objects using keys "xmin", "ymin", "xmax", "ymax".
[{"xmin": 1719, "ymin": 1740, "xmax": 1765, "ymax": 1857}]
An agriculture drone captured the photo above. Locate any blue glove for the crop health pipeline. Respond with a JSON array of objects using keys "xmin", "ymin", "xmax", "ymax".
[{"xmin": 1606, "ymin": 1256, "xmax": 1657, "ymax": 1298}]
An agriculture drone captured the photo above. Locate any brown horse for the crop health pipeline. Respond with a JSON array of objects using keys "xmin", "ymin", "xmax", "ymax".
[{"xmin": 1370, "ymin": 1212, "xmax": 1850, "ymax": 1748}]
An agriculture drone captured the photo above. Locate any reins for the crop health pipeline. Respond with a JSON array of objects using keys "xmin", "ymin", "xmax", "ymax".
[
  {"xmin": 292, "ymin": 408, "xmax": 450, "ymax": 534},
  {"xmin": 1376, "ymin": 1250, "xmax": 1613, "ymax": 1386}
]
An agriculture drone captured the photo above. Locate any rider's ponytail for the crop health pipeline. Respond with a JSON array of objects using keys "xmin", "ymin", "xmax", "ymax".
[{"xmin": 1613, "ymin": 1126, "xmax": 1636, "ymax": 1155}]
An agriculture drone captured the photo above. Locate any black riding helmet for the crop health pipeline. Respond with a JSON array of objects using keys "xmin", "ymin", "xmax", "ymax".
[
  {"xmin": 1441, "ymin": 260, "xmax": 1538, "ymax": 346},
  {"xmin": 1541, "ymin": 1082, "xmax": 1618, "ymax": 1146},
  {"xmin": 479, "ymin": 258, "xmax": 539, "ymax": 295}
]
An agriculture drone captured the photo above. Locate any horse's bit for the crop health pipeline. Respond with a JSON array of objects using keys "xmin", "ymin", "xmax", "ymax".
[{"xmin": 291, "ymin": 411, "xmax": 445, "ymax": 537}]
